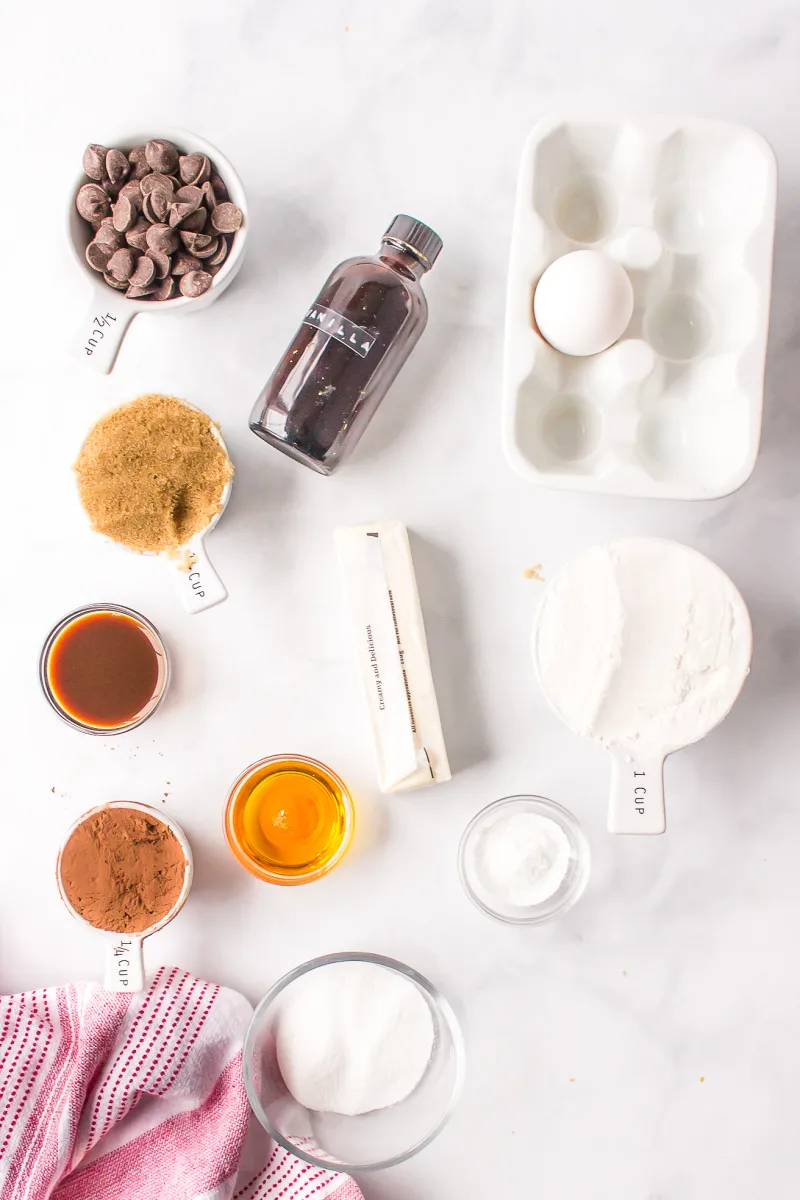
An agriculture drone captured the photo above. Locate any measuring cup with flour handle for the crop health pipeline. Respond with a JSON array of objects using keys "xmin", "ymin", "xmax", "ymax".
[
  {"xmin": 67, "ymin": 127, "xmax": 248, "ymax": 373},
  {"xmin": 533, "ymin": 538, "xmax": 753, "ymax": 835},
  {"xmin": 57, "ymin": 802, "xmax": 193, "ymax": 992}
]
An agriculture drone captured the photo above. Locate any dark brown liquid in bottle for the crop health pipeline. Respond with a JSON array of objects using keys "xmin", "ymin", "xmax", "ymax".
[
  {"xmin": 250, "ymin": 221, "xmax": 438, "ymax": 474},
  {"xmin": 268, "ymin": 261, "xmax": 418, "ymax": 463},
  {"xmin": 47, "ymin": 612, "xmax": 160, "ymax": 729}
]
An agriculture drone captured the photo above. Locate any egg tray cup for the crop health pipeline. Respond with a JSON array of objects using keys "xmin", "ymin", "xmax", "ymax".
[{"xmin": 502, "ymin": 115, "xmax": 777, "ymax": 500}]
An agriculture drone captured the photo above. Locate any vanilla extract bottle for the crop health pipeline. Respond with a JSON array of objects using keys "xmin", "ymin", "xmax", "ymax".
[{"xmin": 249, "ymin": 215, "xmax": 442, "ymax": 474}]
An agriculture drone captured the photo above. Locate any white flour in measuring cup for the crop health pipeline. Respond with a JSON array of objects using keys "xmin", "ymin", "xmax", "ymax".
[{"xmin": 533, "ymin": 538, "xmax": 751, "ymax": 757}]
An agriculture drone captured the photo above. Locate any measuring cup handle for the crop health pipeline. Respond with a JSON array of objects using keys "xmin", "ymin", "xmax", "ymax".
[
  {"xmin": 168, "ymin": 535, "xmax": 228, "ymax": 614},
  {"xmin": 72, "ymin": 290, "xmax": 134, "ymax": 373},
  {"xmin": 608, "ymin": 753, "xmax": 666, "ymax": 834},
  {"xmin": 104, "ymin": 934, "xmax": 145, "ymax": 992}
]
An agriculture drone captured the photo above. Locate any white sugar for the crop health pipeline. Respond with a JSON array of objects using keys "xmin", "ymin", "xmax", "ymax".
[
  {"xmin": 276, "ymin": 961, "xmax": 434, "ymax": 1116},
  {"xmin": 466, "ymin": 810, "xmax": 571, "ymax": 908}
]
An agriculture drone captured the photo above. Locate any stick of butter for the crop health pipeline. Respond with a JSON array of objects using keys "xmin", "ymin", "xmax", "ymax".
[{"xmin": 335, "ymin": 521, "xmax": 451, "ymax": 793}]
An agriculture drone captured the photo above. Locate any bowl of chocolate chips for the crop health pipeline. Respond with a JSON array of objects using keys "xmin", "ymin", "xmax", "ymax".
[{"xmin": 69, "ymin": 127, "xmax": 247, "ymax": 371}]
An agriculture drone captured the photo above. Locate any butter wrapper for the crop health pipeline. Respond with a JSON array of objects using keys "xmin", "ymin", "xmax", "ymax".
[{"xmin": 335, "ymin": 521, "xmax": 451, "ymax": 793}]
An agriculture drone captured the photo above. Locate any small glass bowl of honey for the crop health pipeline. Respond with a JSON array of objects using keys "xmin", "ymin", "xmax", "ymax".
[
  {"xmin": 224, "ymin": 755, "xmax": 355, "ymax": 885},
  {"xmin": 40, "ymin": 603, "xmax": 169, "ymax": 735}
]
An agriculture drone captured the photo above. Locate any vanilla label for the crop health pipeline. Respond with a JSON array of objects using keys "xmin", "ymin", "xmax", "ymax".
[{"xmin": 303, "ymin": 305, "xmax": 376, "ymax": 358}]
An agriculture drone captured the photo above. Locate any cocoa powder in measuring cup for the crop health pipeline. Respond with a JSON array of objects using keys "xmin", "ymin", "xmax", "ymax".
[{"xmin": 60, "ymin": 807, "xmax": 187, "ymax": 934}]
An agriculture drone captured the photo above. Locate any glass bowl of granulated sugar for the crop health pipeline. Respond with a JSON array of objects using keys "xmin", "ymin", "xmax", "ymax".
[{"xmin": 243, "ymin": 952, "xmax": 465, "ymax": 1172}]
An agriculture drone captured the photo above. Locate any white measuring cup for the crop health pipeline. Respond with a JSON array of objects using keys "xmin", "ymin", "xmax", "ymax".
[
  {"xmin": 77, "ymin": 396, "xmax": 233, "ymax": 613},
  {"xmin": 68, "ymin": 127, "xmax": 248, "ymax": 373},
  {"xmin": 533, "ymin": 538, "xmax": 752, "ymax": 834},
  {"xmin": 164, "ymin": 405, "xmax": 233, "ymax": 614},
  {"xmin": 57, "ymin": 801, "xmax": 193, "ymax": 991}
]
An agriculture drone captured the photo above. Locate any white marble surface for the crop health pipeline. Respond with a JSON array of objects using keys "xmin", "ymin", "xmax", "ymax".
[{"xmin": 2, "ymin": 2, "xmax": 800, "ymax": 1197}]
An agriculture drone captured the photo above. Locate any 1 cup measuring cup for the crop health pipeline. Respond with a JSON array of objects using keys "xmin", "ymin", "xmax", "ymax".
[
  {"xmin": 68, "ymin": 127, "xmax": 248, "ymax": 373},
  {"xmin": 56, "ymin": 802, "xmax": 193, "ymax": 991},
  {"xmin": 532, "ymin": 538, "xmax": 752, "ymax": 834}
]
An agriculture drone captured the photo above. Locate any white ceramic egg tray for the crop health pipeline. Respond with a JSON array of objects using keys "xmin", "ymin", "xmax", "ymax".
[{"xmin": 502, "ymin": 116, "xmax": 777, "ymax": 499}]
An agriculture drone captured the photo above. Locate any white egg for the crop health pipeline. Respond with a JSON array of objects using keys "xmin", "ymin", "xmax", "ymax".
[{"xmin": 534, "ymin": 250, "xmax": 634, "ymax": 357}]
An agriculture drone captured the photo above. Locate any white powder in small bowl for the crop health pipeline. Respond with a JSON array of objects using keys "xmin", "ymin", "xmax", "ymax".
[
  {"xmin": 276, "ymin": 960, "xmax": 435, "ymax": 1116},
  {"xmin": 465, "ymin": 810, "xmax": 571, "ymax": 909}
]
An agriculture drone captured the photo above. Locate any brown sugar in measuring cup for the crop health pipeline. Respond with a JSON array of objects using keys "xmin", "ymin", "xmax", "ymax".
[
  {"xmin": 73, "ymin": 395, "xmax": 234, "ymax": 614},
  {"xmin": 40, "ymin": 604, "xmax": 169, "ymax": 734}
]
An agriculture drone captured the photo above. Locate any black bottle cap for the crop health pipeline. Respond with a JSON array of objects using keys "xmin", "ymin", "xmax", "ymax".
[{"xmin": 382, "ymin": 215, "xmax": 442, "ymax": 269}]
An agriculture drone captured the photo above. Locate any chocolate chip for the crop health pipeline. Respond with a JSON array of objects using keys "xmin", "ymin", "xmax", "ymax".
[
  {"xmin": 175, "ymin": 184, "xmax": 203, "ymax": 213},
  {"xmin": 210, "ymin": 173, "xmax": 228, "ymax": 202},
  {"xmin": 146, "ymin": 223, "xmax": 178, "ymax": 254},
  {"xmin": 85, "ymin": 240, "xmax": 114, "ymax": 272},
  {"xmin": 207, "ymin": 236, "xmax": 229, "ymax": 268},
  {"xmin": 77, "ymin": 183, "xmax": 111, "ymax": 223},
  {"xmin": 145, "ymin": 138, "xmax": 179, "ymax": 173},
  {"xmin": 125, "ymin": 219, "xmax": 151, "ymax": 251},
  {"xmin": 180, "ymin": 230, "xmax": 213, "ymax": 255},
  {"xmin": 169, "ymin": 201, "xmax": 199, "ymax": 226},
  {"xmin": 146, "ymin": 248, "xmax": 171, "ymax": 279},
  {"xmin": 102, "ymin": 178, "xmax": 125, "ymax": 202},
  {"xmin": 129, "ymin": 255, "xmax": 156, "ymax": 287},
  {"xmin": 141, "ymin": 171, "xmax": 175, "ymax": 197},
  {"xmin": 176, "ymin": 206, "xmax": 206, "ymax": 231},
  {"xmin": 111, "ymin": 194, "xmax": 138, "ymax": 233},
  {"xmin": 179, "ymin": 153, "xmax": 211, "ymax": 186},
  {"xmin": 153, "ymin": 276, "xmax": 175, "ymax": 301},
  {"xmin": 106, "ymin": 248, "xmax": 137, "ymax": 282},
  {"xmin": 95, "ymin": 217, "xmax": 123, "ymax": 247},
  {"xmin": 103, "ymin": 271, "xmax": 129, "ymax": 290},
  {"xmin": 179, "ymin": 270, "xmax": 212, "ymax": 297},
  {"xmin": 141, "ymin": 194, "xmax": 159, "ymax": 224},
  {"xmin": 128, "ymin": 145, "xmax": 150, "ymax": 180},
  {"xmin": 211, "ymin": 202, "xmax": 243, "ymax": 233},
  {"xmin": 171, "ymin": 252, "xmax": 203, "ymax": 276},
  {"xmin": 201, "ymin": 180, "xmax": 219, "ymax": 210},
  {"xmin": 106, "ymin": 149, "xmax": 129, "ymax": 188},
  {"xmin": 83, "ymin": 145, "xmax": 108, "ymax": 181},
  {"xmin": 149, "ymin": 188, "xmax": 170, "ymax": 222},
  {"xmin": 126, "ymin": 282, "xmax": 158, "ymax": 298},
  {"xmin": 119, "ymin": 179, "xmax": 142, "ymax": 203},
  {"xmin": 193, "ymin": 235, "xmax": 221, "ymax": 260}
]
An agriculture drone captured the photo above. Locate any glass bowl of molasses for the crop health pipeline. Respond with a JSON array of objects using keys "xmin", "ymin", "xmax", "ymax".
[{"xmin": 40, "ymin": 603, "xmax": 169, "ymax": 735}]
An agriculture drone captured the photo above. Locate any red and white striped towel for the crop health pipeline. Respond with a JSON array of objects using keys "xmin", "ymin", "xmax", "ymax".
[{"xmin": 0, "ymin": 967, "xmax": 362, "ymax": 1200}]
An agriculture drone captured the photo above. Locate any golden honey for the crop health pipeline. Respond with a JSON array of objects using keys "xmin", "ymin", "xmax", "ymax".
[{"xmin": 224, "ymin": 755, "xmax": 354, "ymax": 885}]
